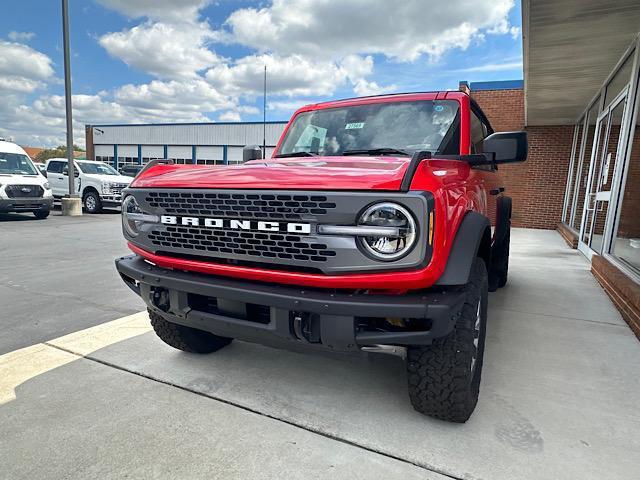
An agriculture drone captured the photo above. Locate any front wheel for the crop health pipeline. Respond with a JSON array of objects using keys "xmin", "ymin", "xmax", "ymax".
[
  {"xmin": 83, "ymin": 191, "xmax": 102, "ymax": 213},
  {"xmin": 406, "ymin": 258, "xmax": 488, "ymax": 423},
  {"xmin": 149, "ymin": 309, "xmax": 233, "ymax": 354},
  {"xmin": 33, "ymin": 210, "xmax": 50, "ymax": 219}
]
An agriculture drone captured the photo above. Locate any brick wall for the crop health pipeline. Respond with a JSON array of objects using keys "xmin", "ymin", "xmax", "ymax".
[{"xmin": 471, "ymin": 88, "xmax": 575, "ymax": 229}]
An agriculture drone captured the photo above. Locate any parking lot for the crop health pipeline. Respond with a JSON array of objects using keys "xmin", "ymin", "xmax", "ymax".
[{"xmin": 1, "ymin": 210, "xmax": 640, "ymax": 480}]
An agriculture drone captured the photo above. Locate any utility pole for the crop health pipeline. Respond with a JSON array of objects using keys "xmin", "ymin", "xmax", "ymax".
[
  {"xmin": 61, "ymin": 0, "xmax": 82, "ymax": 215},
  {"xmin": 262, "ymin": 65, "xmax": 267, "ymax": 158}
]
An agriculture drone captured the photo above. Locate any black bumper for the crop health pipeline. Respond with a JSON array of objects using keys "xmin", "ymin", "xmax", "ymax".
[
  {"xmin": 0, "ymin": 197, "xmax": 53, "ymax": 212},
  {"xmin": 116, "ymin": 255, "xmax": 465, "ymax": 353}
]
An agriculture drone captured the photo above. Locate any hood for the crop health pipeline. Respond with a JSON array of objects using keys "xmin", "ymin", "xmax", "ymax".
[
  {"xmin": 85, "ymin": 174, "xmax": 133, "ymax": 184},
  {"xmin": 131, "ymin": 156, "xmax": 412, "ymax": 191},
  {"xmin": 0, "ymin": 173, "xmax": 47, "ymax": 186}
]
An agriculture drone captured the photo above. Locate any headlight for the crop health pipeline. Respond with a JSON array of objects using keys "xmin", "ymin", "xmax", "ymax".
[
  {"xmin": 43, "ymin": 182, "xmax": 51, "ymax": 190},
  {"xmin": 122, "ymin": 195, "xmax": 158, "ymax": 237},
  {"xmin": 102, "ymin": 182, "xmax": 113, "ymax": 193},
  {"xmin": 357, "ymin": 202, "xmax": 417, "ymax": 261}
]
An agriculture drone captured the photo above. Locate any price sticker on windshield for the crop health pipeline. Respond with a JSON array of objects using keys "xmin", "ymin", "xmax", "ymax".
[{"xmin": 345, "ymin": 122, "xmax": 365, "ymax": 129}]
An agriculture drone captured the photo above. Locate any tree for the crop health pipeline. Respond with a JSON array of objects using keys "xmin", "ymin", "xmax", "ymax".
[{"xmin": 35, "ymin": 144, "xmax": 85, "ymax": 163}]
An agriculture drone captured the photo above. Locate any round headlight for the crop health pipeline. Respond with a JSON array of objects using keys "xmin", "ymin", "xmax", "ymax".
[
  {"xmin": 357, "ymin": 202, "xmax": 417, "ymax": 261},
  {"xmin": 122, "ymin": 195, "xmax": 142, "ymax": 237},
  {"xmin": 43, "ymin": 182, "xmax": 51, "ymax": 190}
]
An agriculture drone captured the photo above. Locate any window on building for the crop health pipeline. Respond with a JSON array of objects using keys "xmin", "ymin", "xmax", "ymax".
[
  {"xmin": 604, "ymin": 50, "xmax": 635, "ymax": 107},
  {"xmin": 573, "ymin": 98, "xmax": 601, "ymax": 231},
  {"xmin": 610, "ymin": 118, "xmax": 640, "ymax": 272},
  {"xmin": 563, "ymin": 119, "xmax": 585, "ymax": 224}
]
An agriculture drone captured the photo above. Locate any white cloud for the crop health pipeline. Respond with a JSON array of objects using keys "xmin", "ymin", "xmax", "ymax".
[
  {"xmin": 0, "ymin": 40, "xmax": 55, "ymax": 94},
  {"xmin": 99, "ymin": 21, "xmax": 220, "ymax": 78},
  {"xmin": 458, "ymin": 61, "xmax": 522, "ymax": 73},
  {"xmin": 224, "ymin": 0, "xmax": 517, "ymax": 61},
  {"xmin": 352, "ymin": 79, "xmax": 397, "ymax": 97},
  {"xmin": 219, "ymin": 111, "xmax": 241, "ymax": 122},
  {"xmin": 96, "ymin": 0, "xmax": 210, "ymax": 22},
  {"xmin": 8, "ymin": 31, "xmax": 35, "ymax": 42}
]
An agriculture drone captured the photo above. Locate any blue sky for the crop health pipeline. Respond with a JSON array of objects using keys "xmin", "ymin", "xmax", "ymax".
[{"xmin": 0, "ymin": 0, "xmax": 523, "ymax": 146}]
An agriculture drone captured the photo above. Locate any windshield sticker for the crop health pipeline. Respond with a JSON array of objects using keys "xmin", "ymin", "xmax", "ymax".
[
  {"xmin": 434, "ymin": 105, "xmax": 444, "ymax": 112},
  {"xmin": 345, "ymin": 122, "xmax": 365, "ymax": 130}
]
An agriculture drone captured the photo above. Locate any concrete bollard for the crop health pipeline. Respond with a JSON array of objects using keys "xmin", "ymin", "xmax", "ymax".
[{"xmin": 61, "ymin": 197, "xmax": 83, "ymax": 216}]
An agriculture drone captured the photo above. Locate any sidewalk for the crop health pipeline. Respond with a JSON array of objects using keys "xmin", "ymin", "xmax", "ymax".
[{"xmin": 1, "ymin": 229, "xmax": 639, "ymax": 480}]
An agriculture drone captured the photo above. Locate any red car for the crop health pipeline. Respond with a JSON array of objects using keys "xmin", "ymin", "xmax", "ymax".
[{"xmin": 116, "ymin": 91, "xmax": 527, "ymax": 422}]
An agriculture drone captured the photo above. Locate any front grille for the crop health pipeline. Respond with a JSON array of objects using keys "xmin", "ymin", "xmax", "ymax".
[
  {"xmin": 5, "ymin": 185, "xmax": 44, "ymax": 198},
  {"xmin": 145, "ymin": 191, "xmax": 336, "ymax": 220},
  {"xmin": 148, "ymin": 225, "xmax": 337, "ymax": 263},
  {"xmin": 110, "ymin": 183, "xmax": 128, "ymax": 195}
]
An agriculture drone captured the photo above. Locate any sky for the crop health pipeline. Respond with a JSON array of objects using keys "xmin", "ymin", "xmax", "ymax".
[{"xmin": 0, "ymin": 0, "xmax": 523, "ymax": 147}]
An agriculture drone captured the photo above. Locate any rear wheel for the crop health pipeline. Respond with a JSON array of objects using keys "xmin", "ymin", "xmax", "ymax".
[
  {"xmin": 406, "ymin": 258, "xmax": 488, "ymax": 423},
  {"xmin": 149, "ymin": 309, "xmax": 233, "ymax": 354},
  {"xmin": 33, "ymin": 210, "xmax": 50, "ymax": 219},
  {"xmin": 83, "ymin": 191, "xmax": 102, "ymax": 213}
]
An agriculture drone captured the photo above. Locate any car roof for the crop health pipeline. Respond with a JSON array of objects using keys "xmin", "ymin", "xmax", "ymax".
[
  {"xmin": 0, "ymin": 140, "xmax": 30, "ymax": 156},
  {"xmin": 297, "ymin": 91, "xmax": 468, "ymax": 112}
]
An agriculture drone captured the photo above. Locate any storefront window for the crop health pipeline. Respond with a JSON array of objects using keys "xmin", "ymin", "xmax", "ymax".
[
  {"xmin": 604, "ymin": 51, "xmax": 634, "ymax": 106},
  {"xmin": 610, "ymin": 119, "xmax": 640, "ymax": 272},
  {"xmin": 563, "ymin": 120, "xmax": 584, "ymax": 224},
  {"xmin": 572, "ymin": 99, "xmax": 600, "ymax": 231}
]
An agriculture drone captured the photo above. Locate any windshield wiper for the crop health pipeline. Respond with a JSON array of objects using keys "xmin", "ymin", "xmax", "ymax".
[
  {"xmin": 343, "ymin": 147, "xmax": 411, "ymax": 157},
  {"xmin": 274, "ymin": 151, "xmax": 318, "ymax": 158}
]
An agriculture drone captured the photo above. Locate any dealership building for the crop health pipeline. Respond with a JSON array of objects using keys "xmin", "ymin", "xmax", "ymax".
[{"xmin": 84, "ymin": 1, "xmax": 640, "ymax": 336}]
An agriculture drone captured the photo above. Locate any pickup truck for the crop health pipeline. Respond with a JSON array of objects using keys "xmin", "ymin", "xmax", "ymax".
[
  {"xmin": 45, "ymin": 158, "xmax": 132, "ymax": 213},
  {"xmin": 115, "ymin": 91, "xmax": 527, "ymax": 422}
]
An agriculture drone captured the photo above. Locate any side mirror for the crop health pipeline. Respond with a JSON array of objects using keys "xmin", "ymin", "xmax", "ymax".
[
  {"xmin": 243, "ymin": 145, "xmax": 263, "ymax": 162},
  {"xmin": 482, "ymin": 131, "xmax": 527, "ymax": 164}
]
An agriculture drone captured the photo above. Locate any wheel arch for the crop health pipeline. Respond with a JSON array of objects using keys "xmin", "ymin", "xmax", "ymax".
[
  {"xmin": 82, "ymin": 185, "xmax": 100, "ymax": 198},
  {"xmin": 435, "ymin": 211, "xmax": 492, "ymax": 286}
]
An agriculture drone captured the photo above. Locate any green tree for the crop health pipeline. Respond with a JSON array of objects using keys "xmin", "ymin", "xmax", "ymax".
[{"xmin": 35, "ymin": 144, "xmax": 85, "ymax": 163}]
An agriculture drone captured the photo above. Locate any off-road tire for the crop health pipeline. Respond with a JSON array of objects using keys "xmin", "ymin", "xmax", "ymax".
[
  {"xmin": 492, "ymin": 226, "xmax": 510, "ymax": 289},
  {"xmin": 83, "ymin": 191, "xmax": 103, "ymax": 214},
  {"xmin": 406, "ymin": 258, "xmax": 488, "ymax": 423},
  {"xmin": 149, "ymin": 309, "xmax": 233, "ymax": 353},
  {"xmin": 33, "ymin": 210, "xmax": 50, "ymax": 219}
]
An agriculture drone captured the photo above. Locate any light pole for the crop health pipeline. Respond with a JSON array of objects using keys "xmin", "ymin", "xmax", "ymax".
[{"xmin": 61, "ymin": 0, "xmax": 82, "ymax": 215}]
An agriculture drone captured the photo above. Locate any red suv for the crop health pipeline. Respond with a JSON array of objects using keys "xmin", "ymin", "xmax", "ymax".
[{"xmin": 116, "ymin": 91, "xmax": 527, "ymax": 422}]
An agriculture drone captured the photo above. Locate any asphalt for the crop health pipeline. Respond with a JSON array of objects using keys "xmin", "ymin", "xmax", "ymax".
[
  {"xmin": 0, "ymin": 208, "xmax": 144, "ymax": 354},
  {"xmin": 1, "ymin": 216, "xmax": 639, "ymax": 480}
]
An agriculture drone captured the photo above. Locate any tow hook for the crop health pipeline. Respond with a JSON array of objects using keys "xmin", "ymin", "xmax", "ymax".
[
  {"xmin": 291, "ymin": 312, "xmax": 320, "ymax": 343},
  {"xmin": 151, "ymin": 287, "xmax": 170, "ymax": 312}
]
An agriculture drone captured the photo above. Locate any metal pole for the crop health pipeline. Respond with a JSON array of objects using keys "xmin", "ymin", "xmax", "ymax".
[
  {"xmin": 62, "ymin": 0, "xmax": 76, "ymax": 197},
  {"xmin": 263, "ymin": 65, "xmax": 267, "ymax": 158}
]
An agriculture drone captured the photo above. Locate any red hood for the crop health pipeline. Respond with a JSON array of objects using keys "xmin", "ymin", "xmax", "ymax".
[{"xmin": 131, "ymin": 156, "xmax": 411, "ymax": 191}]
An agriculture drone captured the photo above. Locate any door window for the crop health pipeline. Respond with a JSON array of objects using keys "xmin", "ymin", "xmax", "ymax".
[
  {"xmin": 470, "ymin": 112, "xmax": 486, "ymax": 154},
  {"xmin": 47, "ymin": 161, "xmax": 64, "ymax": 173}
]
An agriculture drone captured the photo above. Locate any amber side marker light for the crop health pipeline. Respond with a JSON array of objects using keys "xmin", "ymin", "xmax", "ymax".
[{"xmin": 428, "ymin": 211, "xmax": 434, "ymax": 245}]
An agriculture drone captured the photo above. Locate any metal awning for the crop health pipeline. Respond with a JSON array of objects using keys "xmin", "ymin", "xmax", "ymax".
[{"xmin": 523, "ymin": 0, "xmax": 640, "ymax": 125}]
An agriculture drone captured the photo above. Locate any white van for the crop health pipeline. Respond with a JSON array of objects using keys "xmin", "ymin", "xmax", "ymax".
[
  {"xmin": 45, "ymin": 158, "xmax": 132, "ymax": 213},
  {"xmin": 0, "ymin": 141, "xmax": 53, "ymax": 219}
]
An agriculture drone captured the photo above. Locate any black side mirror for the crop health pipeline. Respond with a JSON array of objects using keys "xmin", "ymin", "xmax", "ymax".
[
  {"xmin": 482, "ymin": 131, "xmax": 527, "ymax": 164},
  {"xmin": 243, "ymin": 145, "xmax": 263, "ymax": 162}
]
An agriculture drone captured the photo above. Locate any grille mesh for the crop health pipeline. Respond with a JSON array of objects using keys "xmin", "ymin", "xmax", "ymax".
[
  {"xmin": 5, "ymin": 185, "xmax": 44, "ymax": 198},
  {"xmin": 145, "ymin": 191, "xmax": 336, "ymax": 220},
  {"xmin": 148, "ymin": 226, "xmax": 337, "ymax": 263}
]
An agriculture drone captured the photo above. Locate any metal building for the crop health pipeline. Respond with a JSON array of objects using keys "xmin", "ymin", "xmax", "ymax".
[{"xmin": 84, "ymin": 121, "xmax": 288, "ymax": 169}]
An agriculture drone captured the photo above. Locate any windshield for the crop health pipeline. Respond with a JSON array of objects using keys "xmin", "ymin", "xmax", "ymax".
[
  {"xmin": 78, "ymin": 162, "xmax": 119, "ymax": 175},
  {"xmin": 277, "ymin": 100, "xmax": 460, "ymax": 157},
  {"xmin": 0, "ymin": 152, "xmax": 38, "ymax": 175}
]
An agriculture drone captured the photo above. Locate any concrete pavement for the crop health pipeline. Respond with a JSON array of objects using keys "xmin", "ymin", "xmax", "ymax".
[{"xmin": 1, "ymin": 228, "xmax": 639, "ymax": 479}]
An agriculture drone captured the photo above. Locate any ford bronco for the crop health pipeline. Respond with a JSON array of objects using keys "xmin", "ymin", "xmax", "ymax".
[{"xmin": 115, "ymin": 92, "xmax": 527, "ymax": 422}]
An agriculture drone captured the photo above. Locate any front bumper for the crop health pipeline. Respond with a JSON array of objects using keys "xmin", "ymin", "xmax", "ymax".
[
  {"xmin": 0, "ymin": 197, "xmax": 53, "ymax": 212},
  {"xmin": 101, "ymin": 194, "xmax": 122, "ymax": 206},
  {"xmin": 116, "ymin": 254, "xmax": 465, "ymax": 353}
]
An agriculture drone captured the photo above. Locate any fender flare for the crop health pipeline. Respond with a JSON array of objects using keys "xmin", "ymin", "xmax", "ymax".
[{"xmin": 435, "ymin": 211, "xmax": 491, "ymax": 286}]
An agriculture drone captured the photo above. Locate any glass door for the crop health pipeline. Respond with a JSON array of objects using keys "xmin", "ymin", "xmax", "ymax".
[{"xmin": 578, "ymin": 91, "xmax": 628, "ymax": 257}]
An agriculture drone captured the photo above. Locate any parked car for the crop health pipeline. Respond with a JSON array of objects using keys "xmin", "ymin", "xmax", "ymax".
[
  {"xmin": 116, "ymin": 91, "xmax": 527, "ymax": 423},
  {"xmin": 119, "ymin": 164, "xmax": 144, "ymax": 177},
  {"xmin": 0, "ymin": 141, "xmax": 53, "ymax": 219},
  {"xmin": 45, "ymin": 158, "xmax": 132, "ymax": 213},
  {"xmin": 35, "ymin": 163, "xmax": 47, "ymax": 176}
]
